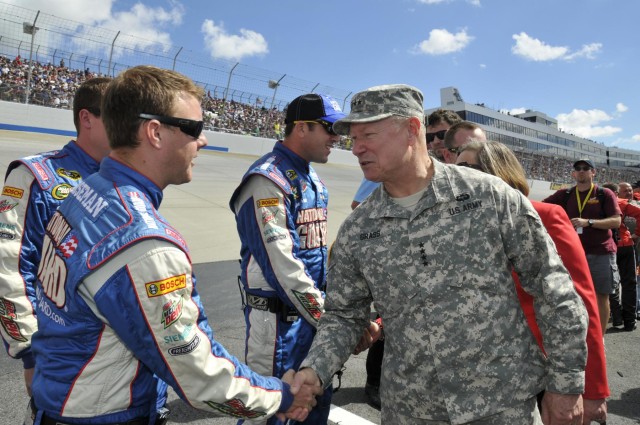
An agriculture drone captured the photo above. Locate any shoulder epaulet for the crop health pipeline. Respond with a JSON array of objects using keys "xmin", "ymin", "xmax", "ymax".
[{"xmin": 11, "ymin": 151, "xmax": 61, "ymax": 190}]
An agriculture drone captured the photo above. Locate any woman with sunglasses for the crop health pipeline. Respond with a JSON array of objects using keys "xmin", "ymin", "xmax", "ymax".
[{"xmin": 456, "ymin": 141, "xmax": 609, "ymax": 425}]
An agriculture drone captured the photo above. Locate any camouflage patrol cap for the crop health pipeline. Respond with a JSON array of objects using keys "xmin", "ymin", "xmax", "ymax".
[{"xmin": 333, "ymin": 84, "xmax": 424, "ymax": 135}]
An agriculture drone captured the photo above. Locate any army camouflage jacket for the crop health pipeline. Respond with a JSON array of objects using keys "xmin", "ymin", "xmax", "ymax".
[{"xmin": 302, "ymin": 160, "xmax": 587, "ymax": 424}]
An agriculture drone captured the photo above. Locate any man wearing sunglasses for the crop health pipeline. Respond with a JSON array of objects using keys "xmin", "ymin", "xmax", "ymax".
[
  {"xmin": 544, "ymin": 159, "xmax": 622, "ymax": 336},
  {"xmin": 27, "ymin": 66, "xmax": 320, "ymax": 425},
  {"xmin": 441, "ymin": 121, "xmax": 487, "ymax": 164},
  {"xmin": 426, "ymin": 108, "xmax": 462, "ymax": 162},
  {"xmin": 0, "ymin": 77, "xmax": 111, "ymax": 400},
  {"xmin": 230, "ymin": 93, "xmax": 345, "ymax": 425}
]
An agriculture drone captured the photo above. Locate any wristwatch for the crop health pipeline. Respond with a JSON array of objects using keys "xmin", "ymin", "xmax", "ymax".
[{"xmin": 588, "ymin": 219, "xmax": 595, "ymax": 227}]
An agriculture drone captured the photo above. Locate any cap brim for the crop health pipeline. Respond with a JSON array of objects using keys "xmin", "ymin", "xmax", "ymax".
[
  {"xmin": 320, "ymin": 112, "xmax": 347, "ymax": 125},
  {"xmin": 333, "ymin": 112, "xmax": 395, "ymax": 135}
]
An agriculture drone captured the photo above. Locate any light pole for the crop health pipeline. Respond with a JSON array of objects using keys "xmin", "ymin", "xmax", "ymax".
[{"xmin": 23, "ymin": 11, "xmax": 40, "ymax": 104}]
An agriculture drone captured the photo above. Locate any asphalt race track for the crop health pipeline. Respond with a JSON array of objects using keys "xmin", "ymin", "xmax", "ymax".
[{"xmin": 0, "ymin": 131, "xmax": 638, "ymax": 424}]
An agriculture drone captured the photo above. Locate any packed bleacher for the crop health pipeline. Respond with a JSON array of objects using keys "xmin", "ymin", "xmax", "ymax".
[{"xmin": 0, "ymin": 53, "xmax": 635, "ymax": 184}]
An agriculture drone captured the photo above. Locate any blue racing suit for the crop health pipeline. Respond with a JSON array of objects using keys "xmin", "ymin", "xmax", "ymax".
[
  {"xmin": 30, "ymin": 157, "xmax": 294, "ymax": 424},
  {"xmin": 0, "ymin": 141, "xmax": 99, "ymax": 369},
  {"xmin": 230, "ymin": 141, "xmax": 331, "ymax": 425}
]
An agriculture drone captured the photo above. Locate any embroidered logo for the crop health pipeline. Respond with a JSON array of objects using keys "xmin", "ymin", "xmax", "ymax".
[
  {"xmin": 204, "ymin": 399, "xmax": 266, "ymax": 419},
  {"xmin": 2, "ymin": 186, "xmax": 24, "ymax": 199}
]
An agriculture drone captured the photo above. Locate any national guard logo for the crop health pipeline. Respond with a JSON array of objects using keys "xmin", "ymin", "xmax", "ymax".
[
  {"xmin": 204, "ymin": 399, "xmax": 266, "ymax": 419},
  {"xmin": 2, "ymin": 186, "xmax": 24, "ymax": 199},
  {"xmin": 0, "ymin": 298, "xmax": 27, "ymax": 342},
  {"xmin": 51, "ymin": 184, "xmax": 72, "ymax": 200},
  {"xmin": 56, "ymin": 168, "xmax": 81, "ymax": 181},
  {"xmin": 0, "ymin": 200, "xmax": 18, "ymax": 213},
  {"xmin": 291, "ymin": 289, "xmax": 322, "ymax": 322},
  {"xmin": 285, "ymin": 169, "xmax": 298, "ymax": 180},
  {"xmin": 161, "ymin": 298, "xmax": 183, "ymax": 328}
]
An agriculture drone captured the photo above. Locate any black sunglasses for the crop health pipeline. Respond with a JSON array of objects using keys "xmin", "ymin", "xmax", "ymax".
[
  {"xmin": 574, "ymin": 165, "xmax": 592, "ymax": 172},
  {"xmin": 138, "ymin": 113, "xmax": 204, "ymax": 139},
  {"xmin": 295, "ymin": 120, "xmax": 337, "ymax": 136},
  {"xmin": 446, "ymin": 146, "xmax": 461, "ymax": 154},
  {"xmin": 457, "ymin": 162, "xmax": 484, "ymax": 171},
  {"xmin": 426, "ymin": 129, "xmax": 447, "ymax": 143}
]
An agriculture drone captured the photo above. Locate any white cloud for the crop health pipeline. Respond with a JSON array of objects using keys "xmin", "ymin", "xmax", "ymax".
[
  {"xmin": 556, "ymin": 108, "xmax": 622, "ymax": 139},
  {"xmin": 479, "ymin": 63, "xmax": 486, "ymax": 69},
  {"xmin": 412, "ymin": 28, "xmax": 473, "ymax": 55},
  {"xmin": 500, "ymin": 107, "xmax": 527, "ymax": 116},
  {"xmin": 467, "ymin": 0, "xmax": 481, "ymax": 6},
  {"xmin": 511, "ymin": 32, "xmax": 602, "ymax": 62},
  {"xmin": 6, "ymin": 0, "xmax": 184, "ymax": 58},
  {"xmin": 201, "ymin": 20, "xmax": 268, "ymax": 61},
  {"xmin": 633, "ymin": 135, "xmax": 640, "ymax": 142},
  {"xmin": 416, "ymin": 0, "xmax": 449, "ymax": 4},
  {"xmin": 616, "ymin": 103, "xmax": 628, "ymax": 113},
  {"xmin": 5, "ymin": 0, "xmax": 114, "ymax": 24}
]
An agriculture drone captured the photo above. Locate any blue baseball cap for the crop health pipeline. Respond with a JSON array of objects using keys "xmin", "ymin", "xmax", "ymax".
[{"xmin": 285, "ymin": 94, "xmax": 346, "ymax": 125}]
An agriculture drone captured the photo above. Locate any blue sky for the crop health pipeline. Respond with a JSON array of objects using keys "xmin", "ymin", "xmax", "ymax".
[{"xmin": 7, "ymin": 0, "xmax": 640, "ymax": 149}]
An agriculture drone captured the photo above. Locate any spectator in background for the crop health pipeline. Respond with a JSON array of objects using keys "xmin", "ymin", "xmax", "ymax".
[
  {"xmin": 0, "ymin": 77, "xmax": 111, "ymax": 398},
  {"xmin": 457, "ymin": 141, "xmax": 609, "ymax": 424},
  {"xmin": 425, "ymin": 108, "xmax": 461, "ymax": 162},
  {"xmin": 603, "ymin": 182, "xmax": 640, "ymax": 331},
  {"xmin": 441, "ymin": 121, "xmax": 487, "ymax": 164},
  {"xmin": 543, "ymin": 159, "xmax": 621, "ymax": 335},
  {"xmin": 294, "ymin": 84, "xmax": 588, "ymax": 425}
]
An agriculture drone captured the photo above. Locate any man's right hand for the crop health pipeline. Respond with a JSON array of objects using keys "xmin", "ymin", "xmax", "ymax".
[{"xmin": 277, "ymin": 369, "xmax": 323, "ymax": 422}]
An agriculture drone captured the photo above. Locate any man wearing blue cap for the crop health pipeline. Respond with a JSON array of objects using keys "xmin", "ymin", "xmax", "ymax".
[{"xmin": 230, "ymin": 93, "xmax": 345, "ymax": 425}]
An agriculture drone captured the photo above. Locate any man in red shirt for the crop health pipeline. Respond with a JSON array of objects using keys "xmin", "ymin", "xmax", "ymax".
[{"xmin": 604, "ymin": 182, "xmax": 640, "ymax": 331}]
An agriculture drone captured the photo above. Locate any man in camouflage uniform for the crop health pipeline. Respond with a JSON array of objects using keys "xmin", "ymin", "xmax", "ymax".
[{"xmin": 292, "ymin": 84, "xmax": 588, "ymax": 424}]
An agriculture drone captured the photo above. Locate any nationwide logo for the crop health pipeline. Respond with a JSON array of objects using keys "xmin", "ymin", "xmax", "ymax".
[
  {"xmin": 0, "ymin": 199, "xmax": 19, "ymax": 213},
  {"xmin": 161, "ymin": 298, "xmax": 183, "ymax": 328},
  {"xmin": 0, "ymin": 298, "xmax": 27, "ymax": 342},
  {"xmin": 51, "ymin": 184, "xmax": 72, "ymax": 200},
  {"xmin": 291, "ymin": 289, "xmax": 322, "ymax": 323},
  {"xmin": 204, "ymin": 399, "xmax": 266, "ymax": 419},
  {"xmin": 2, "ymin": 186, "xmax": 24, "ymax": 199},
  {"xmin": 145, "ymin": 274, "xmax": 187, "ymax": 298},
  {"xmin": 256, "ymin": 198, "xmax": 279, "ymax": 208},
  {"xmin": 168, "ymin": 334, "xmax": 200, "ymax": 356},
  {"xmin": 56, "ymin": 168, "xmax": 81, "ymax": 180}
]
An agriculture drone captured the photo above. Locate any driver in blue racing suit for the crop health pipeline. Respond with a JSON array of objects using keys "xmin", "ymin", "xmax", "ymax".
[{"xmin": 230, "ymin": 93, "xmax": 345, "ymax": 425}]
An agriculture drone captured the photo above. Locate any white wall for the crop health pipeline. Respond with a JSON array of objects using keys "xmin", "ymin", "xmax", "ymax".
[{"xmin": 0, "ymin": 100, "xmax": 360, "ymax": 167}]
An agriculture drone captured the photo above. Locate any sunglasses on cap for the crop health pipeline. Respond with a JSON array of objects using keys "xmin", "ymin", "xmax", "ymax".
[
  {"xmin": 426, "ymin": 129, "xmax": 447, "ymax": 143},
  {"xmin": 295, "ymin": 120, "xmax": 337, "ymax": 136},
  {"xmin": 138, "ymin": 113, "xmax": 204, "ymax": 139},
  {"xmin": 457, "ymin": 162, "xmax": 484, "ymax": 171},
  {"xmin": 574, "ymin": 165, "xmax": 592, "ymax": 172}
]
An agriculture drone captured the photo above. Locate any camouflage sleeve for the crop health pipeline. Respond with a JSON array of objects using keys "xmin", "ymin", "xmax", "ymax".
[
  {"xmin": 501, "ymin": 189, "xmax": 588, "ymax": 394},
  {"xmin": 300, "ymin": 223, "xmax": 372, "ymax": 386}
]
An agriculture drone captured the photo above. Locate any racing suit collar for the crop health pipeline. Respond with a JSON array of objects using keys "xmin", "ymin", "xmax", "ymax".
[{"xmin": 98, "ymin": 157, "xmax": 164, "ymax": 208}]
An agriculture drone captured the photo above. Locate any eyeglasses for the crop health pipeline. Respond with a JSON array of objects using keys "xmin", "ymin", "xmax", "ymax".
[
  {"xmin": 295, "ymin": 120, "xmax": 337, "ymax": 136},
  {"xmin": 446, "ymin": 146, "xmax": 461, "ymax": 154},
  {"xmin": 138, "ymin": 113, "xmax": 204, "ymax": 139},
  {"xmin": 574, "ymin": 165, "xmax": 592, "ymax": 172},
  {"xmin": 457, "ymin": 162, "xmax": 484, "ymax": 171},
  {"xmin": 85, "ymin": 107, "xmax": 101, "ymax": 117},
  {"xmin": 426, "ymin": 130, "xmax": 447, "ymax": 143}
]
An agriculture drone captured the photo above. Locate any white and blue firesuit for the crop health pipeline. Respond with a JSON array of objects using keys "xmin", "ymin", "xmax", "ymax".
[
  {"xmin": 0, "ymin": 141, "xmax": 99, "ymax": 370},
  {"xmin": 30, "ymin": 157, "xmax": 294, "ymax": 424},
  {"xmin": 230, "ymin": 141, "xmax": 331, "ymax": 425}
]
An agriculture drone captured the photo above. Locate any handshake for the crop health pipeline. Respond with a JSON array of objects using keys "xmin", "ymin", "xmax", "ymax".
[{"xmin": 278, "ymin": 368, "xmax": 324, "ymax": 422}]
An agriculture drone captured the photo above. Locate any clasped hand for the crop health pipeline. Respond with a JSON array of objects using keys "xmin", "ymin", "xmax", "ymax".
[{"xmin": 277, "ymin": 369, "xmax": 323, "ymax": 422}]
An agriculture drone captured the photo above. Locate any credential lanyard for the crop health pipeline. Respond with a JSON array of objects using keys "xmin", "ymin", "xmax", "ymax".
[{"xmin": 576, "ymin": 184, "xmax": 594, "ymax": 218}]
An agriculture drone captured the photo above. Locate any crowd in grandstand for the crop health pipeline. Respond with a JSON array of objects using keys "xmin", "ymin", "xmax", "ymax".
[{"xmin": 0, "ymin": 53, "xmax": 636, "ymax": 183}]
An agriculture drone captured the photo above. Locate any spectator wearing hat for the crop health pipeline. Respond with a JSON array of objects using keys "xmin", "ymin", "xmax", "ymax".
[
  {"xmin": 230, "ymin": 94, "xmax": 346, "ymax": 425},
  {"xmin": 292, "ymin": 84, "xmax": 588, "ymax": 424},
  {"xmin": 544, "ymin": 159, "xmax": 622, "ymax": 335}
]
